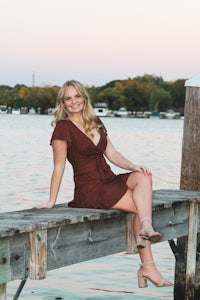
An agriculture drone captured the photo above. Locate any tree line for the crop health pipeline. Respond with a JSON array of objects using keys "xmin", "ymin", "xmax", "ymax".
[{"xmin": 0, "ymin": 74, "xmax": 186, "ymax": 114}]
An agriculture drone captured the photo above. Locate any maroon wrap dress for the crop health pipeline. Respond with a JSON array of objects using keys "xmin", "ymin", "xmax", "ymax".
[{"xmin": 50, "ymin": 118, "xmax": 131, "ymax": 209}]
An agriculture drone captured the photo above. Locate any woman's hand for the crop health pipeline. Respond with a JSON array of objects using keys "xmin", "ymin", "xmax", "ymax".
[
  {"xmin": 132, "ymin": 164, "xmax": 152, "ymax": 176},
  {"xmin": 33, "ymin": 202, "xmax": 54, "ymax": 209}
]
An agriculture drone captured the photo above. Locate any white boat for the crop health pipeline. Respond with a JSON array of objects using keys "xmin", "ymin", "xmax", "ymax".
[
  {"xmin": 0, "ymin": 105, "xmax": 7, "ymax": 114},
  {"xmin": 93, "ymin": 103, "xmax": 108, "ymax": 117},
  {"xmin": 128, "ymin": 111, "xmax": 152, "ymax": 118},
  {"xmin": 115, "ymin": 107, "xmax": 128, "ymax": 117},
  {"xmin": 159, "ymin": 110, "xmax": 181, "ymax": 119},
  {"xmin": 47, "ymin": 108, "xmax": 55, "ymax": 115},
  {"xmin": 29, "ymin": 107, "xmax": 36, "ymax": 114},
  {"xmin": 12, "ymin": 108, "xmax": 21, "ymax": 114}
]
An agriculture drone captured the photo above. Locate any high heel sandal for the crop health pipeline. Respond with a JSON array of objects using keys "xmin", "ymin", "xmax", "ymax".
[
  {"xmin": 136, "ymin": 217, "xmax": 162, "ymax": 249},
  {"xmin": 137, "ymin": 260, "xmax": 173, "ymax": 288}
]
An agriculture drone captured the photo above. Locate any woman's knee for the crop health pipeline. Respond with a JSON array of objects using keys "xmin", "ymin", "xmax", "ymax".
[{"xmin": 127, "ymin": 171, "xmax": 152, "ymax": 188}]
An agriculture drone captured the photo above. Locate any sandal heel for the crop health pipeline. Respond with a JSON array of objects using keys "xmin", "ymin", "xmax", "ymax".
[
  {"xmin": 136, "ymin": 236, "xmax": 146, "ymax": 249},
  {"xmin": 137, "ymin": 260, "xmax": 173, "ymax": 287},
  {"xmin": 138, "ymin": 268, "xmax": 148, "ymax": 288},
  {"xmin": 138, "ymin": 217, "xmax": 162, "ymax": 245}
]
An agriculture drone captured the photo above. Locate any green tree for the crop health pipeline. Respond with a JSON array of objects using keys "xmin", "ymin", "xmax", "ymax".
[
  {"xmin": 169, "ymin": 79, "xmax": 186, "ymax": 111},
  {"xmin": 122, "ymin": 79, "xmax": 151, "ymax": 111},
  {"xmin": 149, "ymin": 87, "xmax": 172, "ymax": 111},
  {"xmin": 0, "ymin": 85, "xmax": 12, "ymax": 106}
]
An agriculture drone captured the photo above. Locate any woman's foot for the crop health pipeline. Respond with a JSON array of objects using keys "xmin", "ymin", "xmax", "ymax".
[
  {"xmin": 137, "ymin": 260, "xmax": 173, "ymax": 288},
  {"xmin": 137, "ymin": 218, "xmax": 162, "ymax": 248}
]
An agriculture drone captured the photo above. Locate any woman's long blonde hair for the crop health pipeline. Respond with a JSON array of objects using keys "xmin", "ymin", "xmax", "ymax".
[{"xmin": 52, "ymin": 80, "xmax": 99, "ymax": 137}]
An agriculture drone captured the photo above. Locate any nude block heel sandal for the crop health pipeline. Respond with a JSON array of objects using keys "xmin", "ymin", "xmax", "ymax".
[{"xmin": 137, "ymin": 260, "xmax": 173, "ymax": 288}]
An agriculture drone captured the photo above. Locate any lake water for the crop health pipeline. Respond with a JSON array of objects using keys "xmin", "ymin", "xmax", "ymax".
[{"xmin": 0, "ymin": 114, "xmax": 183, "ymax": 299}]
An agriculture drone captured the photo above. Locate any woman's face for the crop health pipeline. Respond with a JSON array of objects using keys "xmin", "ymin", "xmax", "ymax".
[{"xmin": 63, "ymin": 86, "xmax": 85, "ymax": 115}]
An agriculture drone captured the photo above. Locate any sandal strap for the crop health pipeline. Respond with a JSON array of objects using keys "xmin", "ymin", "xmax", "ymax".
[
  {"xmin": 140, "ymin": 217, "xmax": 152, "ymax": 223},
  {"xmin": 140, "ymin": 260, "xmax": 154, "ymax": 267}
]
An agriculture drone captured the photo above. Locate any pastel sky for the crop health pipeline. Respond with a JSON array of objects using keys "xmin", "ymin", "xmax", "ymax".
[{"xmin": 0, "ymin": 0, "xmax": 200, "ymax": 87}]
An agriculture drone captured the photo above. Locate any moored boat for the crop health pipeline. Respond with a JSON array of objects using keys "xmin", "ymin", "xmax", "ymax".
[
  {"xmin": 159, "ymin": 110, "xmax": 181, "ymax": 119},
  {"xmin": 115, "ymin": 107, "xmax": 128, "ymax": 117},
  {"xmin": 0, "ymin": 105, "xmax": 7, "ymax": 114},
  {"xmin": 12, "ymin": 108, "xmax": 21, "ymax": 114},
  {"xmin": 93, "ymin": 102, "xmax": 109, "ymax": 117}
]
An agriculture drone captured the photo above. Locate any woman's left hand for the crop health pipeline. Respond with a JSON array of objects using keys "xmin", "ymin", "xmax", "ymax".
[
  {"xmin": 132, "ymin": 164, "xmax": 152, "ymax": 176},
  {"xmin": 33, "ymin": 202, "xmax": 55, "ymax": 209}
]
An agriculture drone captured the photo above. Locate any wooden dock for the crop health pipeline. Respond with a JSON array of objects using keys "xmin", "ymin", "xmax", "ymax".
[{"xmin": 0, "ymin": 189, "xmax": 200, "ymax": 300}]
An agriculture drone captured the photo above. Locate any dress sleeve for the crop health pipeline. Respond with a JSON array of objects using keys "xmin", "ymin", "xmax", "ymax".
[{"xmin": 50, "ymin": 120, "xmax": 72, "ymax": 145}]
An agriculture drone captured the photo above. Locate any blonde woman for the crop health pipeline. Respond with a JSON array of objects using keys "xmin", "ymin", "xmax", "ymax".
[{"xmin": 36, "ymin": 80, "xmax": 172, "ymax": 288}]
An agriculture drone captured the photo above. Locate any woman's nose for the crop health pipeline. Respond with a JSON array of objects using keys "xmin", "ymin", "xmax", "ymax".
[{"xmin": 71, "ymin": 97, "xmax": 77, "ymax": 103}]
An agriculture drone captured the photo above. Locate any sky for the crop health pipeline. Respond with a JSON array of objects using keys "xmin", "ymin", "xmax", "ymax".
[{"xmin": 0, "ymin": 0, "xmax": 200, "ymax": 87}]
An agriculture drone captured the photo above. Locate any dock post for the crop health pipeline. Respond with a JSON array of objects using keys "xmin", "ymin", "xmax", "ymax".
[
  {"xmin": 126, "ymin": 213, "xmax": 137, "ymax": 254},
  {"xmin": 174, "ymin": 76, "xmax": 200, "ymax": 300},
  {"xmin": 29, "ymin": 229, "xmax": 47, "ymax": 280},
  {"xmin": 185, "ymin": 200, "xmax": 200, "ymax": 300}
]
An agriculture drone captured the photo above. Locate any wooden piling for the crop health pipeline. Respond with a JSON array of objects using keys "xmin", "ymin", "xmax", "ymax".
[
  {"xmin": 174, "ymin": 76, "xmax": 200, "ymax": 300},
  {"xmin": 185, "ymin": 200, "xmax": 199, "ymax": 299},
  {"xmin": 126, "ymin": 214, "xmax": 137, "ymax": 254}
]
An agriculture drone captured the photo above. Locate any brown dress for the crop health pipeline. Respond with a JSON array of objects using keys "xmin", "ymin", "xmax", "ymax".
[{"xmin": 50, "ymin": 118, "xmax": 131, "ymax": 209}]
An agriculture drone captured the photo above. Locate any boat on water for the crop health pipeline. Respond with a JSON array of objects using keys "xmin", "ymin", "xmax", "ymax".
[
  {"xmin": 115, "ymin": 107, "xmax": 128, "ymax": 117},
  {"xmin": 12, "ymin": 108, "xmax": 21, "ymax": 114},
  {"xmin": 159, "ymin": 110, "xmax": 181, "ymax": 119},
  {"xmin": 128, "ymin": 111, "xmax": 152, "ymax": 118},
  {"xmin": 0, "ymin": 105, "xmax": 7, "ymax": 114},
  {"xmin": 47, "ymin": 107, "xmax": 55, "ymax": 115},
  {"xmin": 93, "ymin": 102, "xmax": 109, "ymax": 117},
  {"xmin": 29, "ymin": 107, "xmax": 36, "ymax": 114}
]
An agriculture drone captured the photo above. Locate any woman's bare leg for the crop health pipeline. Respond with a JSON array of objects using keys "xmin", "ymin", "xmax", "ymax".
[
  {"xmin": 111, "ymin": 187, "xmax": 155, "ymax": 265},
  {"xmin": 111, "ymin": 172, "xmax": 172, "ymax": 286},
  {"xmin": 114, "ymin": 172, "xmax": 160, "ymax": 240},
  {"xmin": 126, "ymin": 171, "xmax": 152, "ymax": 222}
]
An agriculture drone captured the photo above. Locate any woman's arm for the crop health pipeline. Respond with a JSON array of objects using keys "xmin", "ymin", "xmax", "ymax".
[
  {"xmin": 35, "ymin": 139, "xmax": 67, "ymax": 208},
  {"xmin": 104, "ymin": 136, "xmax": 151, "ymax": 175}
]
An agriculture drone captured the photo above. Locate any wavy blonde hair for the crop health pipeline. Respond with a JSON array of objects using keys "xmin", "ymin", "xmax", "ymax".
[{"xmin": 52, "ymin": 80, "xmax": 100, "ymax": 137}]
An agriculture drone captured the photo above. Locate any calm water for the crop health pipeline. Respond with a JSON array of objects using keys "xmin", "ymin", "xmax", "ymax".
[{"xmin": 0, "ymin": 114, "xmax": 182, "ymax": 299}]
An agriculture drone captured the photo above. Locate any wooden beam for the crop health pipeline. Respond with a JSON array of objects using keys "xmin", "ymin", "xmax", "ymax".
[
  {"xmin": 185, "ymin": 199, "xmax": 200, "ymax": 300},
  {"xmin": 29, "ymin": 229, "xmax": 47, "ymax": 280},
  {"xmin": 126, "ymin": 213, "xmax": 137, "ymax": 254},
  {"xmin": 0, "ymin": 238, "xmax": 11, "ymax": 284}
]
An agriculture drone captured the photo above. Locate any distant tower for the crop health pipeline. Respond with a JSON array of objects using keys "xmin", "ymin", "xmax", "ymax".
[{"xmin": 32, "ymin": 72, "xmax": 35, "ymax": 87}]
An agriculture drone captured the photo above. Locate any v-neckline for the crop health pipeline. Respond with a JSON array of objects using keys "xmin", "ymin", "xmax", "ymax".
[{"xmin": 69, "ymin": 119, "xmax": 101, "ymax": 147}]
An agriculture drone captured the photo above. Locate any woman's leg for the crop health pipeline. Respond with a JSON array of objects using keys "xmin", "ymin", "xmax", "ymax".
[
  {"xmin": 111, "ymin": 172, "xmax": 172, "ymax": 286},
  {"xmin": 114, "ymin": 172, "xmax": 161, "ymax": 242},
  {"xmin": 126, "ymin": 171, "xmax": 153, "ymax": 222}
]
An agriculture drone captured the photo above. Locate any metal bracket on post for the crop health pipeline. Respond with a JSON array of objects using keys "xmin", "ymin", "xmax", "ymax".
[
  {"xmin": 168, "ymin": 239, "xmax": 186, "ymax": 272},
  {"xmin": 185, "ymin": 199, "xmax": 200, "ymax": 300},
  {"xmin": 0, "ymin": 283, "xmax": 6, "ymax": 300},
  {"xmin": 13, "ymin": 244, "xmax": 29, "ymax": 300}
]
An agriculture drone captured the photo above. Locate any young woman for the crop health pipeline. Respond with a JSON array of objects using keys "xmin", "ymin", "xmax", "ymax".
[{"xmin": 36, "ymin": 80, "xmax": 172, "ymax": 288}]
